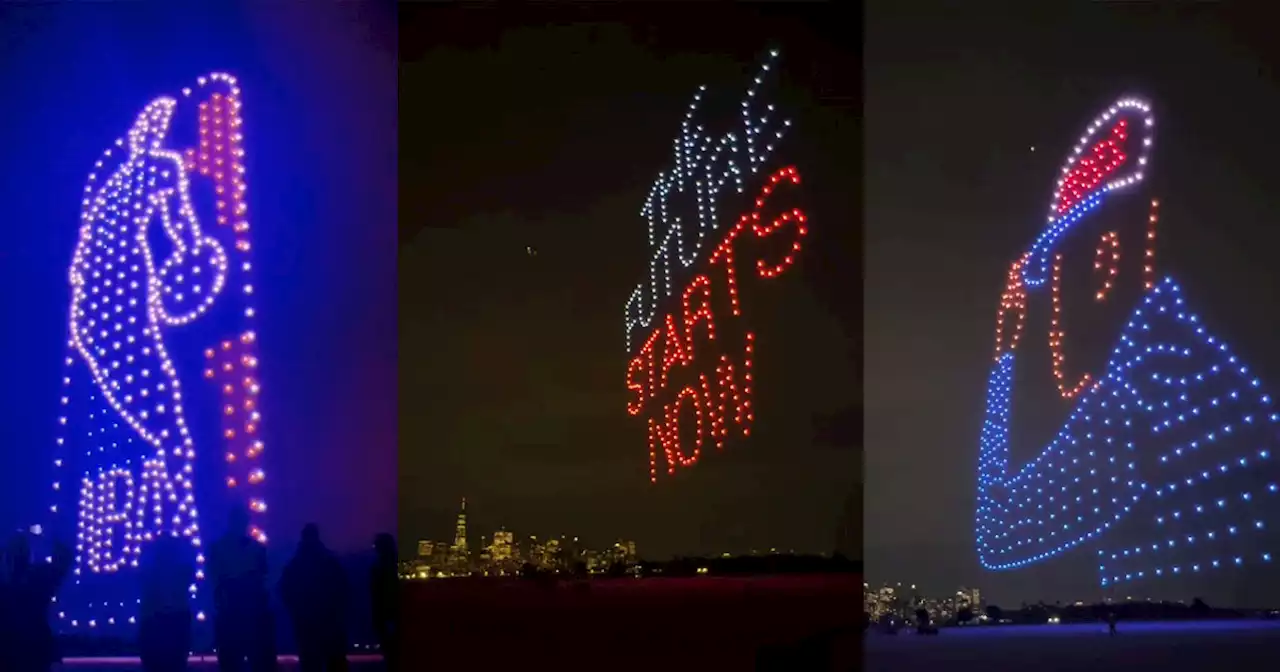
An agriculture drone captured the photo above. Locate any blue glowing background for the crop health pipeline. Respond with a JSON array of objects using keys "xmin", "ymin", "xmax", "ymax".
[
  {"xmin": 976, "ymin": 99, "xmax": 1280, "ymax": 605},
  {"xmin": 0, "ymin": 1, "xmax": 395, "ymax": 633}
]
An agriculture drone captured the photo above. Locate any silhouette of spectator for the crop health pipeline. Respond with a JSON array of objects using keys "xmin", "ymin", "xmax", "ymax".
[
  {"xmin": 139, "ymin": 533, "xmax": 197, "ymax": 672},
  {"xmin": 369, "ymin": 533, "xmax": 399, "ymax": 670},
  {"xmin": 209, "ymin": 507, "xmax": 276, "ymax": 671},
  {"xmin": 915, "ymin": 607, "xmax": 930, "ymax": 634},
  {"xmin": 1107, "ymin": 611, "xmax": 1117, "ymax": 636},
  {"xmin": 0, "ymin": 536, "xmax": 19, "ymax": 669},
  {"xmin": 0, "ymin": 531, "xmax": 72, "ymax": 672},
  {"xmin": 279, "ymin": 524, "xmax": 348, "ymax": 671}
]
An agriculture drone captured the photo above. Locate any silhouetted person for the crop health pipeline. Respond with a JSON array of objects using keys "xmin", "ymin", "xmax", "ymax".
[
  {"xmin": 209, "ymin": 507, "xmax": 275, "ymax": 671},
  {"xmin": 915, "ymin": 608, "xmax": 930, "ymax": 634},
  {"xmin": 139, "ymin": 534, "xmax": 197, "ymax": 672},
  {"xmin": 280, "ymin": 524, "xmax": 348, "ymax": 672},
  {"xmin": 0, "ymin": 531, "xmax": 72, "ymax": 672},
  {"xmin": 1107, "ymin": 611, "xmax": 1117, "ymax": 635},
  {"xmin": 369, "ymin": 533, "xmax": 399, "ymax": 670}
]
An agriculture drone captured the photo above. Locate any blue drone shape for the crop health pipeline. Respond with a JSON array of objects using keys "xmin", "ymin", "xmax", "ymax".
[{"xmin": 975, "ymin": 97, "xmax": 1279, "ymax": 589}]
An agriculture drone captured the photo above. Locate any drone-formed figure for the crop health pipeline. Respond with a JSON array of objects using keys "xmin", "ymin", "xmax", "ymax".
[
  {"xmin": 975, "ymin": 98, "xmax": 1280, "ymax": 591},
  {"xmin": 51, "ymin": 72, "xmax": 269, "ymax": 632},
  {"xmin": 68, "ymin": 96, "xmax": 225, "ymax": 576}
]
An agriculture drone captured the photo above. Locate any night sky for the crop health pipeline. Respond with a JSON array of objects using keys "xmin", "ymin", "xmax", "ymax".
[
  {"xmin": 399, "ymin": 6, "xmax": 858, "ymax": 560},
  {"xmin": 867, "ymin": 3, "xmax": 1280, "ymax": 606},
  {"xmin": 0, "ymin": 2, "xmax": 396, "ymax": 558}
]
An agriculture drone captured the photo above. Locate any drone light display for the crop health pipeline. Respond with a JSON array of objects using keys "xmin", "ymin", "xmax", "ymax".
[
  {"xmin": 623, "ymin": 51, "xmax": 809, "ymax": 482},
  {"xmin": 48, "ymin": 72, "xmax": 268, "ymax": 631},
  {"xmin": 976, "ymin": 97, "xmax": 1280, "ymax": 591}
]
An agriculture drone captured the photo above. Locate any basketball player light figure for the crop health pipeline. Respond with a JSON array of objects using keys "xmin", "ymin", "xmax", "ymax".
[
  {"xmin": 69, "ymin": 94, "xmax": 224, "ymax": 565},
  {"xmin": 44, "ymin": 72, "xmax": 269, "ymax": 634}
]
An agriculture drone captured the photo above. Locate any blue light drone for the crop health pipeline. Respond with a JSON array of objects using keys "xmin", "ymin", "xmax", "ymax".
[{"xmin": 975, "ymin": 97, "xmax": 1279, "ymax": 590}]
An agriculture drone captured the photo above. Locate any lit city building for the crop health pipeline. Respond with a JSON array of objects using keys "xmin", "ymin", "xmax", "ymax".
[
  {"xmin": 490, "ymin": 529, "xmax": 513, "ymax": 563},
  {"xmin": 955, "ymin": 587, "xmax": 981, "ymax": 612},
  {"xmin": 864, "ymin": 583, "xmax": 988, "ymax": 624},
  {"xmin": 401, "ymin": 500, "xmax": 640, "ymax": 579},
  {"xmin": 545, "ymin": 538, "xmax": 562, "ymax": 570},
  {"xmin": 450, "ymin": 497, "xmax": 469, "ymax": 571},
  {"xmin": 527, "ymin": 536, "xmax": 546, "ymax": 569}
]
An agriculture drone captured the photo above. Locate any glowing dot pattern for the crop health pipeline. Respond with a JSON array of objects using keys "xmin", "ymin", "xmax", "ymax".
[
  {"xmin": 1093, "ymin": 231, "xmax": 1121, "ymax": 301},
  {"xmin": 978, "ymin": 279, "xmax": 1280, "ymax": 583},
  {"xmin": 185, "ymin": 83, "xmax": 269, "ymax": 545},
  {"xmin": 992, "ymin": 255, "xmax": 1030, "ymax": 360},
  {"xmin": 624, "ymin": 50, "xmax": 791, "ymax": 353},
  {"xmin": 1055, "ymin": 119, "xmax": 1129, "ymax": 216},
  {"xmin": 1022, "ymin": 99, "xmax": 1154, "ymax": 288},
  {"xmin": 1049, "ymin": 253, "xmax": 1093, "ymax": 399},
  {"xmin": 629, "ymin": 167, "xmax": 802, "ymax": 483},
  {"xmin": 1144, "ymin": 199, "xmax": 1160, "ymax": 291},
  {"xmin": 48, "ymin": 72, "xmax": 267, "ymax": 632},
  {"xmin": 975, "ymin": 97, "xmax": 1280, "ymax": 591},
  {"xmin": 622, "ymin": 50, "xmax": 809, "ymax": 483}
]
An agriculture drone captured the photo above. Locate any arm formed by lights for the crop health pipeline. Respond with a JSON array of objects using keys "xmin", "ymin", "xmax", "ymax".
[
  {"xmin": 134, "ymin": 103, "xmax": 228, "ymax": 328},
  {"xmin": 977, "ymin": 279, "xmax": 1280, "ymax": 569},
  {"xmin": 142, "ymin": 151, "xmax": 228, "ymax": 327}
]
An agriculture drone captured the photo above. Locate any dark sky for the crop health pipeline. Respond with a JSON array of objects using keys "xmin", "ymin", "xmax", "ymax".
[
  {"xmin": 867, "ymin": 3, "xmax": 1280, "ymax": 606},
  {"xmin": 399, "ymin": 6, "xmax": 858, "ymax": 559},
  {"xmin": 0, "ymin": 2, "xmax": 396, "ymax": 558}
]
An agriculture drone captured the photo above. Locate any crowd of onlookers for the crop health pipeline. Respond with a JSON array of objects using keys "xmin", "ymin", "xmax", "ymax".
[{"xmin": 0, "ymin": 506, "xmax": 399, "ymax": 671}]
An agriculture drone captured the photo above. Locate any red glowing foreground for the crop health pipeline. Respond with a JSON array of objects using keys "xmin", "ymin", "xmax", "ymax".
[{"xmin": 402, "ymin": 573, "xmax": 859, "ymax": 669}]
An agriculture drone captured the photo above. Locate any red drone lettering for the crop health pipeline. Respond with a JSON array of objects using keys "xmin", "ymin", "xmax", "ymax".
[{"xmin": 627, "ymin": 166, "xmax": 806, "ymax": 482}]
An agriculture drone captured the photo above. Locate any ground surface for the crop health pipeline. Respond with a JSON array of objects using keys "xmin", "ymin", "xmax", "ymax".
[
  {"xmin": 866, "ymin": 619, "xmax": 1280, "ymax": 671},
  {"xmin": 401, "ymin": 574, "xmax": 860, "ymax": 670},
  {"xmin": 60, "ymin": 656, "xmax": 382, "ymax": 671},
  {"xmin": 54, "ymin": 575, "xmax": 858, "ymax": 670},
  {"xmin": 61, "ymin": 656, "xmax": 382, "ymax": 671}
]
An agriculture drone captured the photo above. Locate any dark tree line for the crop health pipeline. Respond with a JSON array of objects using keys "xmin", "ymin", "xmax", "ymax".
[{"xmin": 956, "ymin": 598, "xmax": 1257, "ymax": 626}]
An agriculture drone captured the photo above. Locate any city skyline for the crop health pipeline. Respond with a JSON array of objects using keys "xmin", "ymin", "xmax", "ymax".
[
  {"xmin": 404, "ymin": 495, "xmax": 845, "ymax": 565},
  {"xmin": 402, "ymin": 496, "xmax": 640, "ymax": 578}
]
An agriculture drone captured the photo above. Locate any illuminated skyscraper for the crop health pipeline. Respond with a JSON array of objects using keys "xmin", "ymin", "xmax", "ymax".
[
  {"xmin": 544, "ymin": 538, "xmax": 561, "ymax": 570},
  {"xmin": 491, "ymin": 528, "xmax": 513, "ymax": 562},
  {"xmin": 431, "ymin": 542, "xmax": 449, "ymax": 570},
  {"xmin": 955, "ymin": 587, "xmax": 981, "ymax": 611},
  {"xmin": 451, "ymin": 497, "xmax": 469, "ymax": 570},
  {"xmin": 453, "ymin": 498, "xmax": 468, "ymax": 550},
  {"xmin": 528, "ymin": 536, "xmax": 546, "ymax": 568},
  {"xmin": 417, "ymin": 540, "xmax": 432, "ymax": 558}
]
